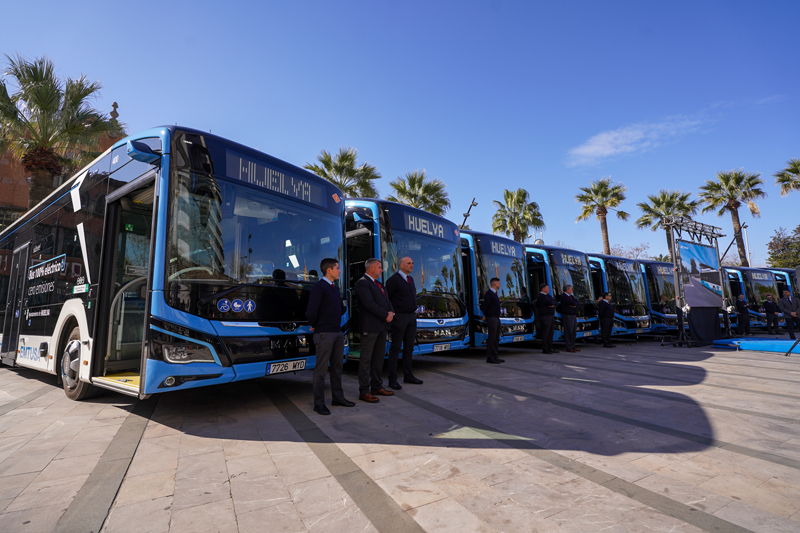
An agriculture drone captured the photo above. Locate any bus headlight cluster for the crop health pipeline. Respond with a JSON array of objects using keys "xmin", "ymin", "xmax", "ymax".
[
  {"xmin": 163, "ymin": 343, "xmax": 215, "ymax": 364},
  {"xmin": 613, "ymin": 320, "xmax": 625, "ymax": 329}
]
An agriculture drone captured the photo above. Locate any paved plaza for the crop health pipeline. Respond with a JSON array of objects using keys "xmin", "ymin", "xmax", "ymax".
[{"xmin": 1, "ymin": 339, "xmax": 800, "ymax": 533}]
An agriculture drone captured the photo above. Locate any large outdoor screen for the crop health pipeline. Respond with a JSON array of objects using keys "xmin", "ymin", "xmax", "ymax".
[{"xmin": 677, "ymin": 240, "xmax": 722, "ymax": 307}]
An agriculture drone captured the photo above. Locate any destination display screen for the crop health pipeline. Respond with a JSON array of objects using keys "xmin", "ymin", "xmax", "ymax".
[
  {"xmin": 226, "ymin": 150, "xmax": 326, "ymax": 207},
  {"xmin": 654, "ymin": 265, "xmax": 675, "ymax": 276},
  {"xmin": 387, "ymin": 207, "xmax": 459, "ymax": 243},
  {"xmin": 746, "ymin": 271, "xmax": 774, "ymax": 282},
  {"xmin": 609, "ymin": 258, "xmax": 637, "ymax": 272},
  {"xmin": 554, "ymin": 251, "xmax": 585, "ymax": 266},
  {"xmin": 475, "ymin": 236, "xmax": 522, "ymax": 258}
]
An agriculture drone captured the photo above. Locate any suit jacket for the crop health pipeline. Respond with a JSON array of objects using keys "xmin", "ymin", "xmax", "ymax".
[
  {"xmin": 778, "ymin": 296, "xmax": 800, "ymax": 314},
  {"xmin": 559, "ymin": 293, "xmax": 580, "ymax": 316},
  {"xmin": 763, "ymin": 300, "xmax": 779, "ymax": 314},
  {"xmin": 355, "ymin": 275, "xmax": 394, "ymax": 332},
  {"xmin": 385, "ymin": 272, "xmax": 418, "ymax": 313},
  {"xmin": 735, "ymin": 299, "xmax": 749, "ymax": 314},
  {"xmin": 481, "ymin": 289, "xmax": 501, "ymax": 318},
  {"xmin": 536, "ymin": 293, "xmax": 557, "ymax": 317},
  {"xmin": 598, "ymin": 299, "xmax": 614, "ymax": 320}
]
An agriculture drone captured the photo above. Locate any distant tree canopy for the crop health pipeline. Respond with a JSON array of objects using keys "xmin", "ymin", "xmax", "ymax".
[
  {"xmin": 767, "ymin": 225, "xmax": 800, "ymax": 268},
  {"xmin": 609, "ymin": 242, "xmax": 650, "ymax": 260}
]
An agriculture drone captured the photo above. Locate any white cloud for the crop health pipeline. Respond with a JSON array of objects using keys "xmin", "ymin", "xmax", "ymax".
[
  {"xmin": 567, "ymin": 117, "xmax": 704, "ymax": 167},
  {"xmin": 754, "ymin": 94, "xmax": 783, "ymax": 105}
]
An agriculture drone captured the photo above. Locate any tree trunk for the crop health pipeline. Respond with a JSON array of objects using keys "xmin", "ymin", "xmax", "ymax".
[
  {"xmin": 28, "ymin": 168, "xmax": 56, "ymax": 209},
  {"xmin": 600, "ymin": 215, "xmax": 610, "ymax": 255},
  {"xmin": 729, "ymin": 209, "xmax": 749, "ymax": 267}
]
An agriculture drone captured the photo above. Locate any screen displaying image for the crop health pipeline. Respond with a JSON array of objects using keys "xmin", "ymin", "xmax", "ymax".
[{"xmin": 677, "ymin": 240, "xmax": 723, "ymax": 308}]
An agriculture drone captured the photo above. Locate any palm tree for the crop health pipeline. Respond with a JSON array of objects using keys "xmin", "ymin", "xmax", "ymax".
[
  {"xmin": 303, "ymin": 147, "xmax": 380, "ymax": 198},
  {"xmin": 774, "ymin": 158, "xmax": 800, "ymax": 196},
  {"xmin": 386, "ymin": 170, "xmax": 450, "ymax": 216},
  {"xmin": 491, "ymin": 188, "xmax": 545, "ymax": 243},
  {"xmin": 575, "ymin": 178, "xmax": 629, "ymax": 255},
  {"xmin": 651, "ymin": 253, "xmax": 671, "ymax": 262},
  {"xmin": 635, "ymin": 190, "xmax": 699, "ymax": 261},
  {"xmin": 698, "ymin": 169, "xmax": 766, "ymax": 267},
  {"xmin": 0, "ymin": 54, "xmax": 123, "ymax": 209}
]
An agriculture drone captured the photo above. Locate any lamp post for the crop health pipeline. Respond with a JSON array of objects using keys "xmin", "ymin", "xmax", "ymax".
[{"xmin": 460, "ymin": 198, "xmax": 478, "ymax": 229}]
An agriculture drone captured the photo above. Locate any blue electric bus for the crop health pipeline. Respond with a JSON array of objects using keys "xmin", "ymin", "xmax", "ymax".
[
  {"xmin": 587, "ymin": 254, "xmax": 650, "ymax": 335},
  {"xmin": 639, "ymin": 260, "xmax": 679, "ymax": 333},
  {"xmin": 344, "ymin": 199, "xmax": 468, "ymax": 357},
  {"xmin": 0, "ymin": 126, "xmax": 347, "ymax": 400},
  {"xmin": 525, "ymin": 245, "xmax": 598, "ymax": 342},
  {"xmin": 460, "ymin": 231, "xmax": 535, "ymax": 347},
  {"xmin": 724, "ymin": 266, "xmax": 782, "ymax": 330},
  {"xmin": 771, "ymin": 268, "xmax": 798, "ymax": 297}
]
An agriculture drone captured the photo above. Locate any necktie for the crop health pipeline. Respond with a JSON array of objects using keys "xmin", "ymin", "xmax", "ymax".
[
  {"xmin": 375, "ymin": 280, "xmax": 386, "ymax": 298},
  {"xmin": 407, "ymin": 276, "xmax": 412, "ymax": 285}
]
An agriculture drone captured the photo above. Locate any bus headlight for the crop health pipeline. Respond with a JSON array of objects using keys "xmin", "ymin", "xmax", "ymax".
[{"xmin": 163, "ymin": 343, "xmax": 216, "ymax": 364}]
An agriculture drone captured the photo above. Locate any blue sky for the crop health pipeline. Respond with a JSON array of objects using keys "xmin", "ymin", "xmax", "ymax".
[{"xmin": 3, "ymin": 1, "xmax": 798, "ymax": 265}]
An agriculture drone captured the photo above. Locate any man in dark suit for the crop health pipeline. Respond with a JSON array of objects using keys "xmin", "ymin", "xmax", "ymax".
[
  {"xmin": 305, "ymin": 258, "xmax": 354, "ymax": 415},
  {"xmin": 354, "ymin": 258, "xmax": 395, "ymax": 402},
  {"xmin": 481, "ymin": 277, "xmax": 504, "ymax": 364},
  {"xmin": 598, "ymin": 292, "xmax": 615, "ymax": 348},
  {"xmin": 560, "ymin": 284, "xmax": 580, "ymax": 353},
  {"xmin": 385, "ymin": 256, "xmax": 423, "ymax": 389},
  {"xmin": 763, "ymin": 294, "xmax": 781, "ymax": 335},
  {"xmin": 536, "ymin": 283, "xmax": 558, "ymax": 354},
  {"xmin": 779, "ymin": 290, "xmax": 800, "ymax": 341},
  {"xmin": 736, "ymin": 294, "xmax": 751, "ymax": 336}
]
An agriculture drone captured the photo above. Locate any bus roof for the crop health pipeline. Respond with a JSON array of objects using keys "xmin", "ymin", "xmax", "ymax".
[
  {"xmin": 586, "ymin": 253, "xmax": 641, "ymax": 265},
  {"xmin": 460, "ymin": 229, "xmax": 520, "ymax": 246},
  {"xmin": 345, "ymin": 198, "xmax": 457, "ymax": 224},
  {"xmin": 524, "ymin": 244, "xmax": 589, "ymax": 257}
]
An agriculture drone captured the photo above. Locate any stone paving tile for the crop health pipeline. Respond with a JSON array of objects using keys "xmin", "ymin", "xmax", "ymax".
[
  {"xmin": 168, "ymin": 497, "xmax": 237, "ymax": 533},
  {"xmin": 5, "ymin": 473, "xmax": 88, "ymax": 513},
  {"xmin": 0, "ymin": 502, "xmax": 68, "ymax": 533},
  {"xmin": 101, "ymin": 495, "xmax": 172, "ymax": 533},
  {"xmin": 407, "ymin": 496, "xmax": 497, "ymax": 532},
  {"xmin": 115, "ymin": 469, "xmax": 176, "ymax": 507}
]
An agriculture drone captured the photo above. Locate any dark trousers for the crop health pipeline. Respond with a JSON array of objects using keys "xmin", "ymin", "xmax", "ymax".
[
  {"xmin": 540, "ymin": 315, "xmax": 554, "ymax": 352},
  {"xmin": 600, "ymin": 317, "xmax": 613, "ymax": 346},
  {"xmin": 312, "ymin": 332, "xmax": 345, "ymax": 408},
  {"xmin": 785, "ymin": 315, "xmax": 800, "ymax": 340},
  {"xmin": 486, "ymin": 317, "xmax": 501, "ymax": 357},
  {"xmin": 358, "ymin": 330, "xmax": 387, "ymax": 395},
  {"xmin": 563, "ymin": 314, "xmax": 577, "ymax": 351},
  {"xmin": 738, "ymin": 315, "xmax": 751, "ymax": 336},
  {"xmin": 766, "ymin": 313, "xmax": 781, "ymax": 335},
  {"xmin": 388, "ymin": 312, "xmax": 416, "ymax": 382}
]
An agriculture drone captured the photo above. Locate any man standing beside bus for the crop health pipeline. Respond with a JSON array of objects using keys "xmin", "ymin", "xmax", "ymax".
[
  {"xmin": 306, "ymin": 258, "xmax": 354, "ymax": 415},
  {"xmin": 536, "ymin": 284, "xmax": 558, "ymax": 354},
  {"xmin": 560, "ymin": 284, "xmax": 580, "ymax": 353},
  {"xmin": 763, "ymin": 294, "xmax": 781, "ymax": 335},
  {"xmin": 355, "ymin": 258, "xmax": 395, "ymax": 402},
  {"xmin": 598, "ymin": 292, "xmax": 615, "ymax": 348},
  {"xmin": 779, "ymin": 289, "xmax": 800, "ymax": 341},
  {"xmin": 385, "ymin": 257, "xmax": 423, "ymax": 389},
  {"xmin": 481, "ymin": 277, "xmax": 504, "ymax": 364},
  {"xmin": 736, "ymin": 294, "xmax": 751, "ymax": 336}
]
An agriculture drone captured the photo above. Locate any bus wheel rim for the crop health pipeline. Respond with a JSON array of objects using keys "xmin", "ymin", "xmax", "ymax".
[{"xmin": 62, "ymin": 340, "xmax": 81, "ymax": 389}]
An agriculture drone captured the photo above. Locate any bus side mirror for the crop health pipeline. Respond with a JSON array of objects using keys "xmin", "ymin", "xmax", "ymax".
[
  {"xmin": 353, "ymin": 212, "xmax": 374, "ymax": 227},
  {"xmin": 127, "ymin": 140, "xmax": 161, "ymax": 164}
]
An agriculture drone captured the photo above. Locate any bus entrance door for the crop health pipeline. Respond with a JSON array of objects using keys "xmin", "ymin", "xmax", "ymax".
[
  {"xmin": 94, "ymin": 192, "xmax": 154, "ymax": 395},
  {"xmin": 1, "ymin": 242, "xmax": 30, "ymax": 366}
]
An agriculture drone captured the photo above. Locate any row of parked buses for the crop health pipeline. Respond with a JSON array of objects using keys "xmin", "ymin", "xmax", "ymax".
[{"xmin": 1, "ymin": 127, "xmax": 798, "ymax": 401}]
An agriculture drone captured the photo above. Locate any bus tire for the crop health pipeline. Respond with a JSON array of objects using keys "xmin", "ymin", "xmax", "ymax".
[{"xmin": 61, "ymin": 326, "xmax": 97, "ymax": 401}]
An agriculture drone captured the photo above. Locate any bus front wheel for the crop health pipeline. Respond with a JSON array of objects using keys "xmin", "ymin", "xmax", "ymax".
[{"xmin": 61, "ymin": 326, "xmax": 97, "ymax": 401}]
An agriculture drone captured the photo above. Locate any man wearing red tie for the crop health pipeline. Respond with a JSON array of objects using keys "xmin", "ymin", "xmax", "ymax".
[
  {"xmin": 385, "ymin": 257, "xmax": 423, "ymax": 389},
  {"xmin": 354, "ymin": 258, "xmax": 395, "ymax": 402}
]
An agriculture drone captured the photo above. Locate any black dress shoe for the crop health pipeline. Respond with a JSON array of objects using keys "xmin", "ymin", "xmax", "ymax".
[
  {"xmin": 486, "ymin": 357, "xmax": 502, "ymax": 364},
  {"xmin": 313, "ymin": 405, "xmax": 331, "ymax": 415},
  {"xmin": 551, "ymin": 350, "xmax": 560, "ymax": 353},
  {"xmin": 404, "ymin": 376, "xmax": 423, "ymax": 385},
  {"xmin": 388, "ymin": 381, "xmax": 403, "ymax": 390},
  {"xmin": 331, "ymin": 398, "xmax": 355, "ymax": 407}
]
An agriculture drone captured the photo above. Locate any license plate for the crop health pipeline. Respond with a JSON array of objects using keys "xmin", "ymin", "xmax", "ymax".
[
  {"xmin": 636, "ymin": 328, "xmax": 644, "ymax": 333},
  {"xmin": 433, "ymin": 343, "xmax": 450, "ymax": 352},
  {"xmin": 513, "ymin": 335, "xmax": 524, "ymax": 342},
  {"xmin": 267, "ymin": 359, "xmax": 306, "ymax": 375}
]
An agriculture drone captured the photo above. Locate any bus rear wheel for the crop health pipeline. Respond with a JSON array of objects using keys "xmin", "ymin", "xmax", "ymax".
[{"xmin": 61, "ymin": 326, "xmax": 97, "ymax": 401}]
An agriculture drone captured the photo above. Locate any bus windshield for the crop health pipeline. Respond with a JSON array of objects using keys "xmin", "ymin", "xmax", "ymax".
[
  {"xmin": 606, "ymin": 259, "xmax": 647, "ymax": 308},
  {"xmin": 549, "ymin": 252, "xmax": 593, "ymax": 303},
  {"xmin": 166, "ymin": 171, "xmax": 343, "ymax": 320},
  {"xmin": 474, "ymin": 236, "xmax": 530, "ymax": 318},
  {"xmin": 646, "ymin": 264, "xmax": 676, "ymax": 314},
  {"xmin": 383, "ymin": 229, "xmax": 465, "ymax": 318},
  {"xmin": 744, "ymin": 271, "xmax": 778, "ymax": 305}
]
